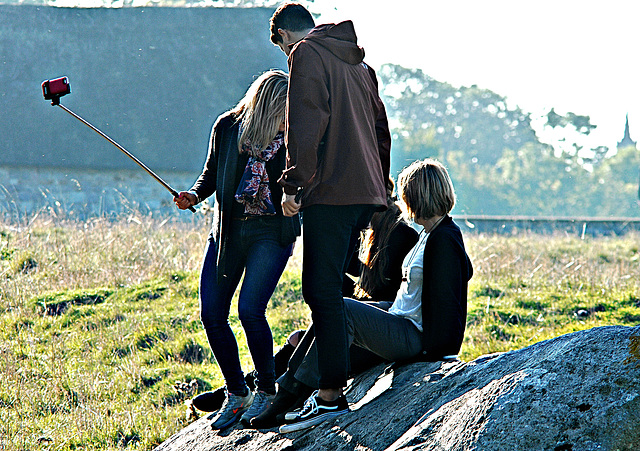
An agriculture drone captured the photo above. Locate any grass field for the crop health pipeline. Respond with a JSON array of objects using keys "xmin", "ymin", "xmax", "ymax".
[{"xmin": 1, "ymin": 211, "xmax": 639, "ymax": 450}]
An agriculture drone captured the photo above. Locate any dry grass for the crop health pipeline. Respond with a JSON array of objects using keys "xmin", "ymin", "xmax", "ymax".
[
  {"xmin": 0, "ymin": 211, "xmax": 309, "ymax": 450},
  {"xmin": 1, "ymin": 212, "xmax": 639, "ymax": 450},
  {"xmin": 463, "ymin": 232, "xmax": 640, "ymax": 359}
]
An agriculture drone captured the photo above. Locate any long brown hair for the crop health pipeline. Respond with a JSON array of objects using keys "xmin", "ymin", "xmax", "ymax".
[
  {"xmin": 230, "ymin": 70, "xmax": 288, "ymax": 157},
  {"xmin": 356, "ymin": 180, "xmax": 402, "ymax": 298}
]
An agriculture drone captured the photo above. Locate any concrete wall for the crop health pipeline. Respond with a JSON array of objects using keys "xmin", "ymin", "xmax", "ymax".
[
  {"xmin": 1, "ymin": 5, "xmax": 286, "ymax": 172},
  {"xmin": 455, "ymin": 215, "xmax": 640, "ymax": 237}
]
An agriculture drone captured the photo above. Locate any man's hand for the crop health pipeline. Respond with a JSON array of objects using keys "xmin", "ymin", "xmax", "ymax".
[
  {"xmin": 282, "ymin": 193, "xmax": 301, "ymax": 217},
  {"xmin": 174, "ymin": 191, "xmax": 197, "ymax": 210}
]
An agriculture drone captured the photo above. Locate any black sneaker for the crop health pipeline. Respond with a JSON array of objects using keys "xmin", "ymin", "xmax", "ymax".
[
  {"xmin": 279, "ymin": 391, "xmax": 349, "ymax": 433},
  {"xmin": 190, "ymin": 388, "xmax": 226, "ymax": 412}
]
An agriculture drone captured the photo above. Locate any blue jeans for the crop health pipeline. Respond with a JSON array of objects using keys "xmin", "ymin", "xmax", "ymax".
[
  {"xmin": 200, "ymin": 217, "xmax": 292, "ymax": 395},
  {"xmin": 300, "ymin": 204, "xmax": 376, "ymax": 389}
]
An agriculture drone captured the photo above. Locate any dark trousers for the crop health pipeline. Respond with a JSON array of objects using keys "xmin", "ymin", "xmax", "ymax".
[
  {"xmin": 278, "ymin": 300, "xmax": 420, "ymax": 395},
  {"xmin": 300, "ymin": 204, "xmax": 376, "ymax": 389}
]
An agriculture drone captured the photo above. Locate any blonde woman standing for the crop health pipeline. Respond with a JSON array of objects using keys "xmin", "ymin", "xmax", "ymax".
[{"xmin": 174, "ymin": 70, "xmax": 300, "ymax": 429}]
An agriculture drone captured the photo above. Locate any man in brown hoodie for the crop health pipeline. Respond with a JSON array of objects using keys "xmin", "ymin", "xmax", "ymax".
[{"xmin": 251, "ymin": 2, "xmax": 391, "ymax": 432}]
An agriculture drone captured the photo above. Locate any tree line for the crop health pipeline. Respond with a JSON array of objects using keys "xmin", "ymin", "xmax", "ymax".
[
  {"xmin": 379, "ymin": 65, "xmax": 640, "ymax": 218},
  {"xmin": 4, "ymin": 3, "xmax": 637, "ymax": 217}
]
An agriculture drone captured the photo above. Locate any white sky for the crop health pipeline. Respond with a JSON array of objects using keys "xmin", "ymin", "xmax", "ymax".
[{"xmin": 311, "ymin": 0, "xmax": 640, "ymax": 153}]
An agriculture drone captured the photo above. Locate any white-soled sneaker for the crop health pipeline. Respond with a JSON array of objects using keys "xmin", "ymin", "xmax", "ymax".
[
  {"xmin": 210, "ymin": 390, "xmax": 254, "ymax": 430},
  {"xmin": 279, "ymin": 390, "xmax": 349, "ymax": 433},
  {"xmin": 240, "ymin": 390, "xmax": 274, "ymax": 427}
]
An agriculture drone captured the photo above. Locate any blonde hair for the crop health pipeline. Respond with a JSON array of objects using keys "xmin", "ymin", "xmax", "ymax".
[
  {"xmin": 231, "ymin": 70, "xmax": 289, "ymax": 156},
  {"xmin": 397, "ymin": 158, "xmax": 456, "ymax": 221}
]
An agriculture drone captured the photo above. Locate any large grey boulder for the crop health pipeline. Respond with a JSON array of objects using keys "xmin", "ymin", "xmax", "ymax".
[{"xmin": 154, "ymin": 325, "xmax": 640, "ymax": 451}]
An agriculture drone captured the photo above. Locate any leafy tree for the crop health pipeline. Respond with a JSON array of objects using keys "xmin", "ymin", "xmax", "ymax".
[
  {"xmin": 448, "ymin": 143, "xmax": 640, "ymax": 217},
  {"xmin": 545, "ymin": 108, "xmax": 596, "ymax": 134},
  {"xmin": 534, "ymin": 107, "xmax": 602, "ymax": 167},
  {"xmin": 378, "ymin": 64, "xmax": 538, "ymax": 170},
  {"xmin": 377, "ymin": 63, "xmax": 640, "ymax": 217},
  {"xmin": 446, "ymin": 143, "xmax": 589, "ymax": 216},
  {"xmin": 390, "ymin": 125, "xmax": 441, "ymax": 174},
  {"xmin": 586, "ymin": 145, "xmax": 640, "ymax": 216}
]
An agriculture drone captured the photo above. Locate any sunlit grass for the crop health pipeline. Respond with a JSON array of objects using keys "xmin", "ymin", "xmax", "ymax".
[
  {"xmin": 1, "ymin": 211, "xmax": 638, "ymax": 450},
  {"xmin": 0, "ymin": 211, "xmax": 308, "ymax": 450},
  {"xmin": 462, "ymin": 233, "xmax": 640, "ymax": 360}
]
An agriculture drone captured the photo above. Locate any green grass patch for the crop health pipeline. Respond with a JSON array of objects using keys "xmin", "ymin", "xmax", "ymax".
[
  {"xmin": 34, "ymin": 288, "xmax": 113, "ymax": 316},
  {"xmin": 2, "ymin": 215, "xmax": 638, "ymax": 450},
  {"xmin": 462, "ymin": 233, "xmax": 640, "ymax": 359}
]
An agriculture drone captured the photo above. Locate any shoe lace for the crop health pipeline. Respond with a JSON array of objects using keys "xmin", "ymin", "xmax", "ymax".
[
  {"xmin": 299, "ymin": 392, "xmax": 320, "ymax": 416},
  {"xmin": 255, "ymin": 391, "xmax": 269, "ymax": 405},
  {"xmin": 247, "ymin": 391, "xmax": 267, "ymax": 413},
  {"xmin": 219, "ymin": 394, "xmax": 231, "ymax": 411},
  {"xmin": 219, "ymin": 391, "xmax": 243, "ymax": 414}
]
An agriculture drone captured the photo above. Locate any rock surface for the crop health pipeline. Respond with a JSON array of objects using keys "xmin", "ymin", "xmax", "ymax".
[{"xmin": 154, "ymin": 325, "xmax": 640, "ymax": 451}]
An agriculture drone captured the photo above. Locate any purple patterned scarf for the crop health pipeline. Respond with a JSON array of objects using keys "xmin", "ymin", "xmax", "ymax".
[{"xmin": 234, "ymin": 131, "xmax": 284, "ymax": 215}]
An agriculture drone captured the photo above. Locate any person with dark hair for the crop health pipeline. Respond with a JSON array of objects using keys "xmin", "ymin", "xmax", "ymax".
[
  {"xmin": 269, "ymin": 2, "xmax": 315, "ymax": 45},
  {"xmin": 264, "ymin": 2, "xmax": 392, "ymax": 429},
  {"xmin": 174, "ymin": 70, "xmax": 300, "ymax": 430},
  {"xmin": 344, "ymin": 180, "xmax": 419, "ymax": 305},
  {"xmin": 257, "ymin": 159, "xmax": 472, "ymax": 433}
]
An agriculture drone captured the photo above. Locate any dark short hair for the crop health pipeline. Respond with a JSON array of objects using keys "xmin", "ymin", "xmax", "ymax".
[{"xmin": 270, "ymin": 3, "xmax": 315, "ymax": 44}]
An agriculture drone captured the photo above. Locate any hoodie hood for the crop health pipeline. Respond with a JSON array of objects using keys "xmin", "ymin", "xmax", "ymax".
[{"xmin": 303, "ymin": 21, "xmax": 365, "ymax": 65}]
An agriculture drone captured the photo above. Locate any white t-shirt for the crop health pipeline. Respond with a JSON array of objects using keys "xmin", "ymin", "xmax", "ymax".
[{"xmin": 388, "ymin": 230, "xmax": 428, "ymax": 331}]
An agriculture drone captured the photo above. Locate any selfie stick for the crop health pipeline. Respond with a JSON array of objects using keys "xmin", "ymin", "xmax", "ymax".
[{"xmin": 42, "ymin": 77, "xmax": 196, "ymax": 213}]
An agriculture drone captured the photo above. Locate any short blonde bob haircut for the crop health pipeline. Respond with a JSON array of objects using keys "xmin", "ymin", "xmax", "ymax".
[{"xmin": 397, "ymin": 158, "xmax": 456, "ymax": 221}]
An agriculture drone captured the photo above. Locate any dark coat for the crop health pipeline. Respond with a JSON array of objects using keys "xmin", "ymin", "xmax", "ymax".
[
  {"xmin": 420, "ymin": 215, "xmax": 473, "ymax": 360},
  {"xmin": 280, "ymin": 21, "xmax": 391, "ymax": 207},
  {"xmin": 189, "ymin": 112, "xmax": 301, "ymax": 282}
]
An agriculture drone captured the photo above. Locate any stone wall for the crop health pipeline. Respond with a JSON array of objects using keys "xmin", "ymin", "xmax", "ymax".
[{"xmin": 454, "ymin": 215, "xmax": 640, "ymax": 237}]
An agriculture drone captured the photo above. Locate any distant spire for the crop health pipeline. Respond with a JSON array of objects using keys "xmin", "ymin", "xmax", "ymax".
[{"xmin": 617, "ymin": 113, "xmax": 637, "ymax": 150}]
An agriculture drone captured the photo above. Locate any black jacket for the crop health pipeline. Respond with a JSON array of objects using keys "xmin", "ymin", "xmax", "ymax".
[
  {"xmin": 420, "ymin": 215, "xmax": 473, "ymax": 360},
  {"xmin": 189, "ymin": 112, "xmax": 301, "ymax": 281}
]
